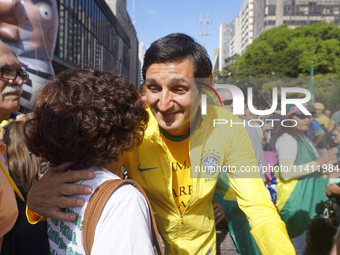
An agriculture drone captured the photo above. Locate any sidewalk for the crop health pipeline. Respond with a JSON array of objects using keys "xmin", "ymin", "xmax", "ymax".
[{"xmin": 216, "ymin": 220, "xmax": 239, "ymax": 255}]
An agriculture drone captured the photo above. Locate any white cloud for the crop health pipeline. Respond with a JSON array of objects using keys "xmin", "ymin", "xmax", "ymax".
[{"xmin": 147, "ymin": 9, "xmax": 156, "ymax": 14}]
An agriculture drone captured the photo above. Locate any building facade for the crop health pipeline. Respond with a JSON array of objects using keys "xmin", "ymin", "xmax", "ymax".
[
  {"xmin": 229, "ymin": 15, "xmax": 241, "ymax": 57},
  {"xmin": 254, "ymin": 0, "xmax": 340, "ymax": 39},
  {"xmin": 221, "ymin": 0, "xmax": 254, "ymax": 68},
  {"xmin": 239, "ymin": 0, "xmax": 255, "ymax": 54},
  {"xmin": 218, "ymin": 0, "xmax": 339, "ymax": 73},
  {"xmin": 53, "ymin": 0, "xmax": 139, "ymax": 85},
  {"xmin": 219, "ymin": 23, "xmax": 233, "ymax": 71},
  {"xmin": 213, "ymin": 48, "xmax": 220, "ymax": 72},
  {"xmin": 218, "ymin": 0, "xmax": 254, "ymax": 70}
]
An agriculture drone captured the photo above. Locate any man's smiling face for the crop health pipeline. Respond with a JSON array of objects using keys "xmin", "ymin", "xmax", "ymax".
[
  {"xmin": 0, "ymin": 42, "xmax": 23, "ymax": 119},
  {"xmin": 145, "ymin": 57, "xmax": 200, "ymax": 137}
]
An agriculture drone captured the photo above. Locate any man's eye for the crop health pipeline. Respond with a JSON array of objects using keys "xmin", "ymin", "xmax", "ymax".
[
  {"xmin": 147, "ymin": 86, "xmax": 161, "ymax": 92},
  {"xmin": 172, "ymin": 87, "xmax": 187, "ymax": 93}
]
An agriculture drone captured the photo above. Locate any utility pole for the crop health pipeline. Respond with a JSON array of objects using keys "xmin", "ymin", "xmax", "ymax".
[
  {"xmin": 197, "ymin": 12, "xmax": 212, "ymax": 47},
  {"xmin": 132, "ymin": 0, "xmax": 136, "ymax": 26}
]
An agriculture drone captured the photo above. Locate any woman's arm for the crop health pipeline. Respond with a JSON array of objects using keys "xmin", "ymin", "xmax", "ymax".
[{"xmin": 276, "ymin": 134, "xmax": 338, "ymax": 180}]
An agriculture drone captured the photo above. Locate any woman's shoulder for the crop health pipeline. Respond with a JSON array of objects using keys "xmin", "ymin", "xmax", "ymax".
[
  {"xmin": 98, "ymin": 180, "xmax": 150, "ymax": 223},
  {"xmin": 77, "ymin": 167, "xmax": 121, "ymax": 192},
  {"xmin": 109, "ymin": 181, "xmax": 147, "ymax": 205},
  {"xmin": 277, "ymin": 133, "xmax": 295, "ymax": 142},
  {"xmin": 276, "ymin": 133, "xmax": 297, "ymax": 149},
  {"xmin": 83, "ymin": 168, "xmax": 147, "ymax": 204}
]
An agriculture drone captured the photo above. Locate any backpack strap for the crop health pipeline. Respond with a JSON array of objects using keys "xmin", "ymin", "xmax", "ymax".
[{"xmin": 82, "ymin": 179, "xmax": 164, "ymax": 255}]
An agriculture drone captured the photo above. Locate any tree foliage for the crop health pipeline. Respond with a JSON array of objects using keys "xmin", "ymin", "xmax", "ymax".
[{"xmin": 218, "ymin": 22, "xmax": 340, "ymax": 110}]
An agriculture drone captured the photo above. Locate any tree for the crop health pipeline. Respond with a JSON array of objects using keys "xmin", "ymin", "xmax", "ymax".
[{"xmin": 217, "ymin": 22, "xmax": 340, "ymax": 110}]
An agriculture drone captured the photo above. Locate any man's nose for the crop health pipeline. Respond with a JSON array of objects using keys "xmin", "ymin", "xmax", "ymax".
[
  {"xmin": 9, "ymin": 75, "xmax": 24, "ymax": 86},
  {"xmin": 158, "ymin": 90, "xmax": 172, "ymax": 112}
]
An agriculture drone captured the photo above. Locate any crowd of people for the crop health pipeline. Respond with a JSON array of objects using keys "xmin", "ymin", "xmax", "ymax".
[
  {"xmin": 0, "ymin": 33, "xmax": 339, "ymax": 255},
  {"xmin": 211, "ymin": 87, "xmax": 340, "ymax": 254}
]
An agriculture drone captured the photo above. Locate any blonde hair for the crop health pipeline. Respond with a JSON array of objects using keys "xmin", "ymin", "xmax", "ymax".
[{"xmin": 2, "ymin": 121, "xmax": 48, "ymax": 192}]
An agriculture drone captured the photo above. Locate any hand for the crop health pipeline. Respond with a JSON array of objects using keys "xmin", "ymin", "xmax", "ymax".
[
  {"xmin": 327, "ymin": 184, "xmax": 340, "ymax": 197},
  {"xmin": 213, "ymin": 202, "xmax": 225, "ymax": 225},
  {"xmin": 316, "ymin": 148, "xmax": 338, "ymax": 168},
  {"xmin": 27, "ymin": 162, "xmax": 95, "ymax": 221}
]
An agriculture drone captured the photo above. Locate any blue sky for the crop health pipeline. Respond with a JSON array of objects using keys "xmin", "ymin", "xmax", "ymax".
[{"xmin": 126, "ymin": 0, "xmax": 244, "ymax": 62}]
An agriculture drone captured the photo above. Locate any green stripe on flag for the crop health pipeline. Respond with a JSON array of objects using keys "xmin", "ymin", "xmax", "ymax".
[{"xmin": 307, "ymin": 61, "xmax": 314, "ymax": 106}]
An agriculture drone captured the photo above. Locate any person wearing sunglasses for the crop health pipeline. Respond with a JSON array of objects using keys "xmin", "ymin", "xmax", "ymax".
[
  {"xmin": 272, "ymin": 104, "xmax": 338, "ymax": 254},
  {"xmin": 0, "ymin": 66, "xmax": 29, "ymax": 84},
  {"xmin": 0, "ymin": 0, "xmax": 58, "ymax": 112},
  {"xmin": 0, "ymin": 41, "xmax": 26, "ymax": 250}
]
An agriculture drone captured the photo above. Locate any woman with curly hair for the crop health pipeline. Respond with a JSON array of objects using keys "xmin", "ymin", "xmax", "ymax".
[
  {"xmin": 23, "ymin": 69, "xmax": 154, "ymax": 254},
  {"xmin": 273, "ymin": 104, "xmax": 338, "ymax": 254}
]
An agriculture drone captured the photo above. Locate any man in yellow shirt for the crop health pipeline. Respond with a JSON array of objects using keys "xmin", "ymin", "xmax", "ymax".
[
  {"xmin": 27, "ymin": 34, "xmax": 295, "ymax": 254},
  {"xmin": 314, "ymin": 102, "xmax": 330, "ymax": 128}
]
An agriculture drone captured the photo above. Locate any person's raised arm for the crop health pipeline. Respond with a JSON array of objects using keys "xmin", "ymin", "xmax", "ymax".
[
  {"xmin": 27, "ymin": 162, "xmax": 94, "ymax": 222},
  {"xmin": 276, "ymin": 133, "xmax": 338, "ymax": 180},
  {"xmin": 277, "ymin": 148, "xmax": 338, "ymax": 180}
]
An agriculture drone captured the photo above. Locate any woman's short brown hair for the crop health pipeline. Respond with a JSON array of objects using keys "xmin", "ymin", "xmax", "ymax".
[{"xmin": 24, "ymin": 69, "xmax": 149, "ymax": 169}]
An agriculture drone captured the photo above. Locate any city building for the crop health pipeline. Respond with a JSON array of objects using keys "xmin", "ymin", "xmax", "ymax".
[
  {"xmin": 105, "ymin": 0, "xmax": 139, "ymax": 86},
  {"xmin": 239, "ymin": 0, "xmax": 255, "ymax": 54},
  {"xmin": 213, "ymin": 48, "xmax": 219, "ymax": 71},
  {"xmin": 229, "ymin": 15, "xmax": 241, "ymax": 57},
  {"xmin": 53, "ymin": 0, "xmax": 139, "ymax": 86},
  {"xmin": 219, "ymin": 23, "xmax": 234, "ymax": 71},
  {"xmin": 254, "ymin": 0, "xmax": 340, "ymax": 39},
  {"xmin": 218, "ymin": 0, "xmax": 254, "ymax": 70}
]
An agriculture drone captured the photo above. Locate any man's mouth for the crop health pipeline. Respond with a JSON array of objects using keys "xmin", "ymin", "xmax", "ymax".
[
  {"xmin": 161, "ymin": 112, "xmax": 179, "ymax": 118},
  {"xmin": 2, "ymin": 85, "xmax": 22, "ymax": 96}
]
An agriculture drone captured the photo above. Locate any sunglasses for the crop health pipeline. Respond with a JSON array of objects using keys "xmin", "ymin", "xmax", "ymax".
[
  {"xmin": 294, "ymin": 114, "xmax": 311, "ymax": 120},
  {"xmin": 0, "ymin": 66, "xmax": 29, "ymax": 83},
  {"xmin": 223, "ymin": 99, "xmax": 233, "ymax": 106}
]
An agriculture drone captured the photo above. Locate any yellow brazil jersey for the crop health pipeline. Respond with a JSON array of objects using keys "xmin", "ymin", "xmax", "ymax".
[{"xmin": 160, "ymin": 128, "xmax": 192, "ymax": 214}]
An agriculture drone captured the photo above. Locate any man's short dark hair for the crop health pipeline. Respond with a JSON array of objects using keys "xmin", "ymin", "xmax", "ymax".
[
  {"xmin": 24, "ymin": 69, "xmax": 149, "ymax": 169},
  {"xmin": 142, "ymin": 33, "xmax": 212, "ymax": 80}
]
